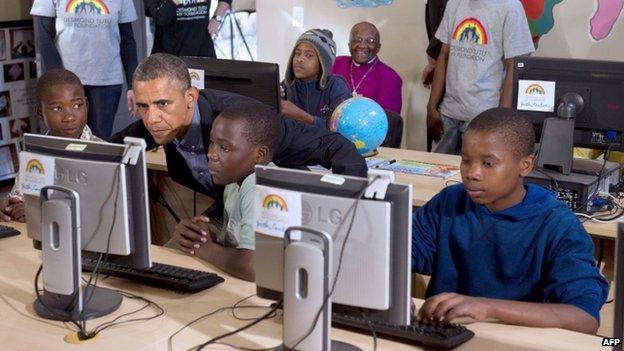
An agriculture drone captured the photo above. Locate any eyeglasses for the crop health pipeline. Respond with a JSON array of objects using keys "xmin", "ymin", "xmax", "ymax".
[{"xmin": 349, "ymin": 37, "xmax": 378, "ymax": 45}]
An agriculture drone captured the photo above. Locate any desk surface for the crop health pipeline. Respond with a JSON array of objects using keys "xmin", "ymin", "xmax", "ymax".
[
  {"xmin": 145, "ymin": 146, "xmax": 461, "ymax": 208},
  {"xmin": 146, "ymin": 147, "xmax": 618, "ymax": 239},
  {"xmin": 0, "ymin": 222, "xmax": 605, "ymax": 351}
]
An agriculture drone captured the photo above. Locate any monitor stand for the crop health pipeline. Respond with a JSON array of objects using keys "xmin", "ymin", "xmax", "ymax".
[
  {"xmin": 34, "ymin": 286, "xmax": 122, "ymax": 321},
  {"xmin": 33, "ymin": 186, "xmax": 122, "ymax": 322},
  {"xmin": 279, "ymin": 227, "xmax": 362, "ymax": 351}
]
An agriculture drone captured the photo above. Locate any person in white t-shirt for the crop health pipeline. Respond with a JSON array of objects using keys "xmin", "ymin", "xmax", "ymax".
[{"xmin": 30, "ymin": 0, "xmax": 138, "ymax": 139}]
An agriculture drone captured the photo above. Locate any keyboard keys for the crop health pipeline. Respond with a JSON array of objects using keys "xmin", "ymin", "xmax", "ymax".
[
  {"xmin": 82, "ymin": 258, "xmax": 224, "ymax": 293},
  {"xmin": 0, "ymin": 225, "xmax": 20, "ymax": 239},
  {"xmin": 332, "ymin": 312, "xmax": 474, "ymax": 349}
]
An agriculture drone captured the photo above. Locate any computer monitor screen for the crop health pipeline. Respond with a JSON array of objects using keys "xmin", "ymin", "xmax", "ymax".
[
  {"xmin": 182, "ymin": 57, "xmax": 281, "ymax": 112},
  {"xmin": 254, "ymin": 166, "xmax": 412, "ymax": 325},
  {"xmin": 512, "ymin": 57, "xmax": 624, "ymax": 151},
  {"xmin": 22, "ymin": 134, "xmax": 151, "ymax": 268}
]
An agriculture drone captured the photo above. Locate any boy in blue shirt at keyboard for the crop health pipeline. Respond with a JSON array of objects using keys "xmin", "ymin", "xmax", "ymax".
[{"xmin": 412, "ymin": 107, "xmax": 608, "ymax": 334}]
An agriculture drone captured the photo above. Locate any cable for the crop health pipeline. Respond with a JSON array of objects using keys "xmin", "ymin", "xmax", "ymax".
[
  {"xmin": 231, "ymin": 294, "xmax": 277, "ymax": 321},
  {"xmin": 76, "ymin": 165, "xmax": 122, "ymax": 336},
  {"xmin": 168, "ymin": 294, "xmax": 280, "ymax": 351},
  {"xmin": 210, "ymin": 342, "xmax": 276, "ymax": 351},
  {"xmin": 192, "ymin": 299, "xmax": 283, "ymax": 351},
  {"xmin": 33, "ymin": 265, "xmax": 84, "ymax": 331},
  {"xmin": 574, "ymin": 212, "xmax": 624, "ymax": 223},
  {"xmin": 291, "ymin": 177, "xmax": 380, "ymax": 350},
  {"xmin": 361, "ymin": 310, "xmax": 378, "ymax": 351},
  {"xmin": 89, "ymin": 290, "xmax": 164, "ymax": 336}
]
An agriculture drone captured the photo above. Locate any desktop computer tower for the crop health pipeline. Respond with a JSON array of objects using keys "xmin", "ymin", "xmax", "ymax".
[{"xmin": 525, "ymin": 160, "xmax": 621, "ymax": 212}]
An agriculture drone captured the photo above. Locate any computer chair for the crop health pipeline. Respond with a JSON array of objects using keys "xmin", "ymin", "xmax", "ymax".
[{"xmin": 381, "ymin": 109, "xmax": 404, "ymax": 148}]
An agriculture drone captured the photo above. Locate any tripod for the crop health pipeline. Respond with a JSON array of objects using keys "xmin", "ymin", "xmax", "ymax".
[{"xmin": 214, "ymin": 9, "xmax": 255, "ymax": 61}]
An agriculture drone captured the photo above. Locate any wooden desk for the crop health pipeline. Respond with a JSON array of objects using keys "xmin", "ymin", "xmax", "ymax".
[
  {"xmin": 146, "ymin": 147, "xmax": 619, "ymax": 239},
  {"xmin": 145, "ymin": 147, "xmax": 168, "ymax": 172},
  {"xmin": 145, "ymin": 146, "xmax": 462, "ymax": 207},
  {"xmin": 0, "ymin": 223, "xmax": 606, "ymax": 350}
]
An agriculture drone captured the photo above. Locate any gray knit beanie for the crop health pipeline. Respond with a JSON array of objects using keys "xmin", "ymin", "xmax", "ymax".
[{"xmin": 284, "ymin": 29, "xmax": 337, "ymax": 89}]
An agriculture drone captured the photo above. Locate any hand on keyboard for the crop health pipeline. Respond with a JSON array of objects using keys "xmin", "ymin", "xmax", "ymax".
[
  {"xmin": 418, "ymin": 292, "xmax": 490, "ymax": 325},
  {"xmin": 332, "ymin": 312, "xmax": 474, "ymax": 349}
]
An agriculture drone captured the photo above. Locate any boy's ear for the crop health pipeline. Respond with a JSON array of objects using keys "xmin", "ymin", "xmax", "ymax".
[
  {"xmin": 185, "ymin": 87, "xmax": 199, "ymax": 109},
  {"xmin": 255, "ymin": 145, "xmax": 269, "ymax": 164},
  {"xmin": 34, "ymin": 103, "xmax": 43, "ymax": 120},
  {"xmin": 519, "ymin": 154, "xmax": 535, "ymax": 177}
]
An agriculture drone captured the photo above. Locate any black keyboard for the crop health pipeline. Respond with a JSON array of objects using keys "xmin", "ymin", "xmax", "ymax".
[
  {"xmin": 0, "ymin": 224, "xmax": 20, "ymax": 239},
  {"xmin": 82, "ymin": 258, "xmax": 225, "ymax": 293},
  {"xmin": 332, "ymin": 312, "xmax": 475, "ymax": 349}
]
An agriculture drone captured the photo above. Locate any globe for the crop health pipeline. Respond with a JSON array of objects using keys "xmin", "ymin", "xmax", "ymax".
[{"xmin": 329, "ymin": 96, "xmax": 388, "ymax": 156}]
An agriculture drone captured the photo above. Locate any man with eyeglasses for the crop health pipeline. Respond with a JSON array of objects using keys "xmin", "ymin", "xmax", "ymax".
[{"xmin": 331, "ymin": 22, "xmax": 403, "ymax": 114}]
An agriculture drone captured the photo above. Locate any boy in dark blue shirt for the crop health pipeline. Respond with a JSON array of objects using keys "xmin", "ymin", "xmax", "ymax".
[{"xmin": 412, "ymin": 107, "xmax": 608, "ymax": 334}]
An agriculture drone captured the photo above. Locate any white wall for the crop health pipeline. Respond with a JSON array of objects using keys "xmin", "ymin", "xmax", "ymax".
[
  {"xmin": 257, "ymin": 0, "xmax": 428, "ymax": 150},
  {"xmin": 534, "ymin": 0, "xmax": 624, "ymax": 61},
  {"xmin": 257, "ymin": 0, "xmax": 624, "ymax": 151}
]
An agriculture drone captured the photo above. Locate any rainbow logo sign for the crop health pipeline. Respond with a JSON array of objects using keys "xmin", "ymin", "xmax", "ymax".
[
  {"xmin": 26, "ymin": 159, "xmax": 45, "ymax": 175},
  {"xmin": 262, "ymin": 194, "xmax": 288, "ymax": 212},
  {"xmin": 453, "ymin": 18, "xmax": 488, "ymax": 45},
  {"xmin": 66, "ymin": 0, "xmax": 110, "ymax": 15},
  {"xmin": 525, "ymin": 84, "xmax": 545, "ymax": 95}
]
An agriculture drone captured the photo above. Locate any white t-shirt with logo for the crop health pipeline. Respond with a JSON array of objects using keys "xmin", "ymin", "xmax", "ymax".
[
  {"xmin": 31, "ymin": 0, "xmax": 137, "ymax": 86},
  {"xmin": 436, "ymin": 0, "xmax": 534, "ymax": 122}
]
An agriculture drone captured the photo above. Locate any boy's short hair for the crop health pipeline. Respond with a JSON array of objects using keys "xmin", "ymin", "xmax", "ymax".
[
  {"xmin": 466, "ymin": 107, "xmax": 535, "ymax": 158},
  {"xmin": 133, "ymin": 53, "xmax": 191, "ymax": 92},
  {"xmin": 36, "ymin": 69, "xmax": 83, "ymax": 102},
  {"xmin": 219, "ymin": 102, "xmax": 280, "ymax": 158}
]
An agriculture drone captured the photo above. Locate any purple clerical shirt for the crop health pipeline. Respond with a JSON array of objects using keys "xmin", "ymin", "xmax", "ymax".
[{"xmin": 331, "ymin": 55, "xmax": 403, "ymax": 114}]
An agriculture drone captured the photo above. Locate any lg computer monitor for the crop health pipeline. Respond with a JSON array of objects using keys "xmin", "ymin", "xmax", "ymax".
[
  {"xmin": 254, "ymin": 166, "xmax": 413, "ymax": 326},
  {"xmin": 513, "ymin": 57, "xmax": 624, "ymax": 151},
  {"xmin": 22, "ymin": 133, "xmax": 151, "ymax": 269},
  {"xmin": 182, "ymin": 57, "xmax": 281, "ymax": 112}
]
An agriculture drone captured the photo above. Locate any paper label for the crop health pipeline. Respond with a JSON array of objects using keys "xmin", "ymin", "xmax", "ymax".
[
  {"xmin": 254, "ymin": 185, "xmax": 302, "ymax": 238},
  {"xmin": 517, "ymin": 80, "xmax": 556, "ymax": 112},
  {"xmin": 320, "ymin": 174, "xmax": 345, "ymax": 186},
  {"xmin": 65, "ymin": 143, "xmax": 87, "ymax": 151},
  {"xmin": 188, "ymin": 68, "xmax": 205, "ymax": 90},
  {"xmin": 19, "ymin": 151, "xmax": 55, "ymax": 196}
]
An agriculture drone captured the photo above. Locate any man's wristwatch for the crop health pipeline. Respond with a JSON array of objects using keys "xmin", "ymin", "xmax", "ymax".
[{"xmin": 211, "ymin": 15, "xmax": 224, "ymax": 24}]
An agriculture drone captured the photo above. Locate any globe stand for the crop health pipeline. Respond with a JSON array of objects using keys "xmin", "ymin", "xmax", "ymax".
[{"xmin": 363, "ymin": 149, "xmax": 379, "ymax": 158}]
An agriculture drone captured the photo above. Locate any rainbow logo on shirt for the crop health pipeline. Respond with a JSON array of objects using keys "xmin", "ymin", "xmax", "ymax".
[
  {"xmin": 65, "ymin": 0, "xmax": 110, "ymax": 15},
  {"xmin": 453, "ymin": 18, "xmax": 488, "ymax": 45},
  {"xmin": 525, "ymin": 84, "xmax": 545, "ymax": 95},
  {"xmin": 262, "ymin": 194, "xmax": 288, "ymax": 212},
  {"xmin": 26, "ymin": 159, "xmax": 45, "ymax": 175}
]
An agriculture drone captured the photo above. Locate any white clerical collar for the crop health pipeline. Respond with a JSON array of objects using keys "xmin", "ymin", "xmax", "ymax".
[{"xmin": 351, "ymin": 56, "xmax": 378, "ymax": 67}]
